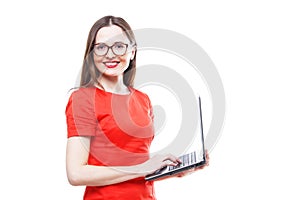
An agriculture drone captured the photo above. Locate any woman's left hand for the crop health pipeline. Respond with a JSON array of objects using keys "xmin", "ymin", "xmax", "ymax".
[{"xmin": 176, "ymin": 149, "xmax": 210, "ymax": 178}]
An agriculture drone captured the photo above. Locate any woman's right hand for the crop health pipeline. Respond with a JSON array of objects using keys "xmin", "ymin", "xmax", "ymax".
[{"xmin": 138, "ymin": 154, "xmax": 182, "ymax": 176}]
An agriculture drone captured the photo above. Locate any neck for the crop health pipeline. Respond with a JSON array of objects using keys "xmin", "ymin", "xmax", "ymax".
[{"xmin": 97, "ymin": 75, "xmax": 129, "ymax": 94}]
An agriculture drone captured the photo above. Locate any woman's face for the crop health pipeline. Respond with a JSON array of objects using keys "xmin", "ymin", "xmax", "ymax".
[{"xmin": 93, "ymin": 25, "xmax": 135, "ymax": 78}]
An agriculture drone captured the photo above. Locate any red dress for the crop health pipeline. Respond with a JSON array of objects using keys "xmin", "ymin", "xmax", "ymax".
[{"xmin": 65, "ymin": 87, "xmax": 156, "ymax": 200}]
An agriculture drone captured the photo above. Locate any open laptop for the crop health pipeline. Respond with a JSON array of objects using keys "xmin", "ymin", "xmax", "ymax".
[{"xmin": 145, "ymin": 96, "xmax": 206, "ymax": 181}]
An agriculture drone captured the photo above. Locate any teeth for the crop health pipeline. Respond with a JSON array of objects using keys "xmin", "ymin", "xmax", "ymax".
[{"xmin": 105, "ymin": 62, "xmax": 118, "ymax": 66}]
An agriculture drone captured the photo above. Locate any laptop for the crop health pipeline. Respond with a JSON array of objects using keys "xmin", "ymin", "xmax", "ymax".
[{"xmin": 145, "ymin": 96, "xmax": 206, "ymax": 181}]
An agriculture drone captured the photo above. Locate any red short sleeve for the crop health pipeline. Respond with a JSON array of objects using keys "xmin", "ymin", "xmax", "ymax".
[
  {"xmin": 65, "ymin": 88, "xmax": 98, "ymax": 138},
  {"xmin": 145, "ymin": 94, "xmax": 154, "ymax": 122}
]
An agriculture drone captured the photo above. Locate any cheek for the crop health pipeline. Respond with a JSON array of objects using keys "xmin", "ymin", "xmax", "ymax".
[
  {"xmin": 120, "ymin": 56, "xmax": 129, "ymax": 64},
  {"xmin": 118, "ymin": 55, "xmax": 132, "ymax": 69},
  {"xmin": 93, "ymin": 57, "xmax": 106, "ymax": 72},
  {"xmin": 94, "ymin": 56, "xmax": 104, "ymax": 66}
]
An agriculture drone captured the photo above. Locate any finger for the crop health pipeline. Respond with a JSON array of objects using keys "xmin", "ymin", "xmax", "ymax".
[
  {"xmin": 163, "ymin": 160, "xmax": 173, "ymax": 165},
  {"xmin": 163, "ymin": 154, "xmax": 181, "ymax": 165},
  {"xmin": 205, "ymin": 150, "xmax": 210, "ymax": 160},
  {"xmin": 163, "ymin": 159, "xmax": 178, "ymax": 167},
  {"xmin": 159, "ymin": 160, "xmax": 175, "ymax": 170},
  {"xmin": 177, "ymin": 169, "xmax": 194, "ymax": 177}
]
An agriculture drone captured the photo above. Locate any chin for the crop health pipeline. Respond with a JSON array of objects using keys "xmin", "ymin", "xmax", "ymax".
[{"xmin": 102, "ymin": 70, "xmax": 123, "ymax": 77}]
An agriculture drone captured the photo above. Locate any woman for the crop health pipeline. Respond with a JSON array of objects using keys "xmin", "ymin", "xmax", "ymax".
[{"xmin": 65, "ymin": 15, "xmax": 209, "ymax": 200}]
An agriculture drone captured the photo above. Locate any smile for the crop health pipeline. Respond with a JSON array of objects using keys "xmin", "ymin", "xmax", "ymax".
[{"xmin": 103, "ymin": 61, "xmax": 120, "ymax": 68}]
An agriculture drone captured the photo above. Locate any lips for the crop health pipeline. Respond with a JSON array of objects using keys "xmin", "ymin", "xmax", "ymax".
[{"xmin": 103, "ymin": 61, "xmax": 120, "ymax": 68}]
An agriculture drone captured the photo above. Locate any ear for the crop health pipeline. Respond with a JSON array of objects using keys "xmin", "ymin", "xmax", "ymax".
[{"xmin": 130, "ymin": 46, "xmax": 136, "ymax": 60}]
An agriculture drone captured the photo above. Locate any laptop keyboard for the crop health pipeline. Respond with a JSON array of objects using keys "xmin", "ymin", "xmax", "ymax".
[{"xmin": 169, "ymin": 151, "xmax": 197, "ymax": 170}]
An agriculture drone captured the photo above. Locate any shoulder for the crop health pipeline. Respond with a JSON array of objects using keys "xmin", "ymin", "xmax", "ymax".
[
  {"xmin": 130, "ymin": 87, "xmax": 149, "ymax": 98},
  {"xmin": 65, "ymin": 87, "xmax": 98, "ymax": 116},
  {"xmin": 130, "ymin": 87, "xmax": 152, "ymax": 104},
  {"xmin": 68, "ymin": 87, "xmax": 97, "ymax": 99},
  {"xmin": 66, "ymin": 87, "xmax": 97, "ymax": 107}
]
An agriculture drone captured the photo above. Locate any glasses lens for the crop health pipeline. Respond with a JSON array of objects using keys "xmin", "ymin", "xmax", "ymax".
[
  {"xmin": 94, "ymin": 43, "xmax": 108, "ymax": 56},
  {"xmin": 112, "ymin": 42, "xmax": 127, "ymax": 55}
]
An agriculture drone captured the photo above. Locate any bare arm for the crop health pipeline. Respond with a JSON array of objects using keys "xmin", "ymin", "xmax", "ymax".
[{"xmin": 66, "ymin": 136, "xmax": 180, "ymax": 186}]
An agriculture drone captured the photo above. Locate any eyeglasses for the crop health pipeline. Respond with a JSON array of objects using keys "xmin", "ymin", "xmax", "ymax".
[{"xmin": 93, "ymin": 42, "xmax": 129, "ymax": 56}]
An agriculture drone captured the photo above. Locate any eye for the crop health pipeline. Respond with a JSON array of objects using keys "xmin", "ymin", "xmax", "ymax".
[
  {"xmin": 95, "ymin": 43, "xmax": 107, "ymax": 50},
  {"xmin": 114, "ymin": 42, "xmax": 126, "ymax": 49}
]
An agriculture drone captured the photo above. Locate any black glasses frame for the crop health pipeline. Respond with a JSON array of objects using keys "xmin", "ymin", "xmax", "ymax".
[{"xmin": 93, "ymin": 42, "xmax": 129, "ymax": 56}]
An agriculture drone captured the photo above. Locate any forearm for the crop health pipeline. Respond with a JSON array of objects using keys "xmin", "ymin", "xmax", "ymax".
[{"xmin": 67, "ymin": 164, "xmax": 145, "ymax": 186}]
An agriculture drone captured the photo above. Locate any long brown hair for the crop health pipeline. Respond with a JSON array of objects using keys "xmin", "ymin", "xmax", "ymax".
[{"xmin": 80, "ymin": 16, "xmax": 137, "ymax": 88}]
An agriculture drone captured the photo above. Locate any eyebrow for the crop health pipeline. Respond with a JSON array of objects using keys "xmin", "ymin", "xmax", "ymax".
[{"xmin": 94, "ymin": 41, "xmax": 128, "ymax": 45}]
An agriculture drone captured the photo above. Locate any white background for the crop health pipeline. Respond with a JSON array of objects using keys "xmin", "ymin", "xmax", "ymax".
[{"xmin": 0, "ymin": 0, "xmax": 299, "ymax": 199}]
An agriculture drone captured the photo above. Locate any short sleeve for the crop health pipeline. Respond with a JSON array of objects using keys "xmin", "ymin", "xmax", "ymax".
[
  {"xmin": 146, "ymin": 94, "xmax": 154, "ymax": 122},
  {"xmin": 65, "ymin": 88, "xmax": 98, "ymax": 138}
]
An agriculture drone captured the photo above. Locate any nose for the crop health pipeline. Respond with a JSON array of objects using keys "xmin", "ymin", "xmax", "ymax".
[{"xmin": 105, "ymin": 47, "xmax": 115, "ymax": 59}]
